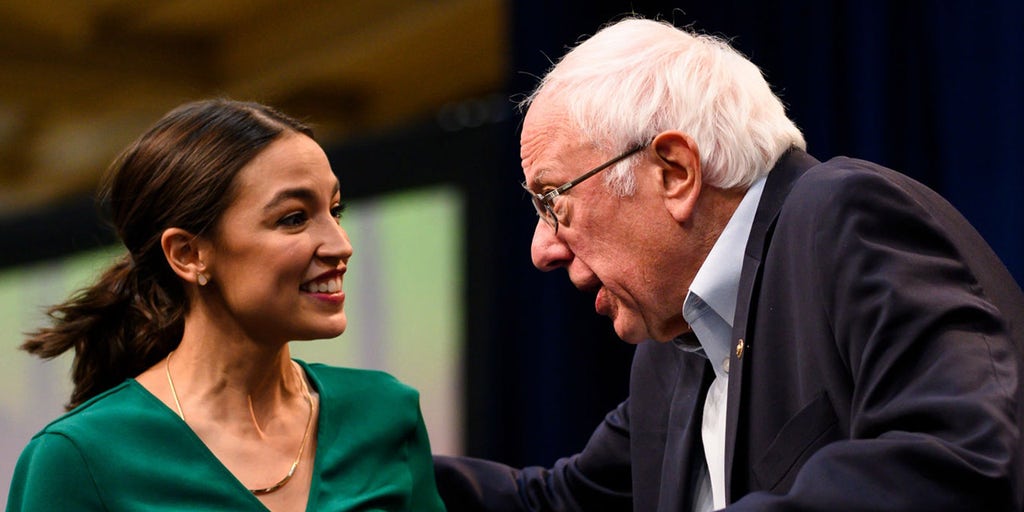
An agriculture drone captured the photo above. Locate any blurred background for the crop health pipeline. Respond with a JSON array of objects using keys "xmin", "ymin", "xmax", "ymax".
[{"xmin": 1, "ymin": 0, "xmax": 1021, "ymax": 506}]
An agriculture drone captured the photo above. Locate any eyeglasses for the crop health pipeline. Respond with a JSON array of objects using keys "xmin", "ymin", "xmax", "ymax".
[{"xmin": 524, "ymin": 141, "xmax": 648, "ymax": 234}]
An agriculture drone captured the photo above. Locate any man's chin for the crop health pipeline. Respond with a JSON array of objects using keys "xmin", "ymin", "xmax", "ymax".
[
  {"xmin": 611, "ymin": 319, "xmax": 649, "ymax": 345},
  {"xmin": 613, "ymin": 320, "xmax": 689, "ymax": 345}
]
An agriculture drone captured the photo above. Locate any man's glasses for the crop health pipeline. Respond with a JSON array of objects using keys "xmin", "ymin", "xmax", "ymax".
[{"xmin": 525, "ymin": 141, "xmax": 649, "ymax": 234}]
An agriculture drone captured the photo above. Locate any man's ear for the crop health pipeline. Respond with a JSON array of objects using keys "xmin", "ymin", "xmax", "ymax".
[
  {"xmin": 652, "ymin": 131, "xmax": 702, "ymax": 223},
  {"xmin": 161, "ymin": 227, "xmax": 208, "ymax": 285}
]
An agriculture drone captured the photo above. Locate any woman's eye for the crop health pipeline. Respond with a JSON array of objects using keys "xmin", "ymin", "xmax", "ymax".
[
  {"xmin": 278, "ymin": 211, "xmax": 309, "ymax": 227},
  {"xmin": 331, "ymin": 203, "xmax": 346, "ymax": 224}
]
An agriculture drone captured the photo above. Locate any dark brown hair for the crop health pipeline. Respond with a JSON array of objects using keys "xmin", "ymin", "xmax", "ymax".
[{"xmin": 22, "ymin": 99, "xmax": 314, "ymax": 410}]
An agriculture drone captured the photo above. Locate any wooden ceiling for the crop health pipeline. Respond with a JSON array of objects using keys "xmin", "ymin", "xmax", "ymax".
[{"xmin": 0, "ymin": 0, "xmax": 507, "ymax": 217}]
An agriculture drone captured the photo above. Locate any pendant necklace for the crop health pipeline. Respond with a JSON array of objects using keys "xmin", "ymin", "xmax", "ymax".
[{"xmin": 165, "ymin": 350, "xmax": 316, "ymax": 495}]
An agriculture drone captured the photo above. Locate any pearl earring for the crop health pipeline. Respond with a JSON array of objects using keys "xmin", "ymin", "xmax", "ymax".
[{"xmin": 197, "ymin": 273, "xmax": 209, "ymax": 286}]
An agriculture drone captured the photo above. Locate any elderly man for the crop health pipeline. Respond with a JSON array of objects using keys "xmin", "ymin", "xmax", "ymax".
[{"xmin": 435, "ymin": 17, "xmax": 1024, "ymax": 511}]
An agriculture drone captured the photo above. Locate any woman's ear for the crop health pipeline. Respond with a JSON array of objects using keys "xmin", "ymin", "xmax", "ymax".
[
  {"xmin": 652, "ymin": 131, "xmax": 702, "ymax": 223},
  {"xmin": 161, "ymin": 228, "xmax": 208, "ymax": 286}
]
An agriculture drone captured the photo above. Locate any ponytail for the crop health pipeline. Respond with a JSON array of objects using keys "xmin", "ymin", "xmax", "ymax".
[{"xmin": 21, "ymin": 253, "xmax": 184, "ymax": 410}]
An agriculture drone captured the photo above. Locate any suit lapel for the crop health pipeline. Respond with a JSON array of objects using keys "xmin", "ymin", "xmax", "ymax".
[{"xmin": 722, "ymin": 149, "xmax": 820, "ymax": 502}]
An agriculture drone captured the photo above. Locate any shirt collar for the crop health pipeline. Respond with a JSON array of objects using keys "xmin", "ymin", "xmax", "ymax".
[{"xmin": 682, "ymin": 175, "xmax": 767, "ymax": 333}]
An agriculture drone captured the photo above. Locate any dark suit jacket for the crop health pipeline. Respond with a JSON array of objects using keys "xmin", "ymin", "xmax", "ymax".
[{"xmin": 435, "ymin": 149, "xmax": 1024, "ymax": 511}]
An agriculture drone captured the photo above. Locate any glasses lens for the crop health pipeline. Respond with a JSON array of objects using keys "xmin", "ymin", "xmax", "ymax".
[{"xmin": 531, "ymin": 195, "xmax": 558, "ymax": 229}]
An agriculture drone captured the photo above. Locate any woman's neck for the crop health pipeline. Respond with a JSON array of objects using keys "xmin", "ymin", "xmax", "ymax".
[
  {"xmin": 164, "ymin": 317, "xmax": 305, "ymax": 430},
  {"xmin": 132, "ymin": 313, "xmax": 318, "ymax": 507}
]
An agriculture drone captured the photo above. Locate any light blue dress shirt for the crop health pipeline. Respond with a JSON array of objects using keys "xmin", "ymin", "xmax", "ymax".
[{"xmin": 678, "ymin": 175, "xmax": 766, "ymax": 511}]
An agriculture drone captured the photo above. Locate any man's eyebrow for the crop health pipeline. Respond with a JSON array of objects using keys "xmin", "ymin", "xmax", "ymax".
[{"xmin": 527, "ymin": 169, "xmax": 552, "ymax": 189}]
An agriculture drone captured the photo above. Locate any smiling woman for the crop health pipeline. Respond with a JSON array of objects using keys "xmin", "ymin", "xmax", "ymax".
[{"xmin": 4, "ymin": 99, "xmax": 446, "ymax": 512}]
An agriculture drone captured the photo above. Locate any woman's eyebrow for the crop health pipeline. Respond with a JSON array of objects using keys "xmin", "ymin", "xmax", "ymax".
[{"xmin": 263, "ymin": 187, "xmax": 317, "ymax": 212}]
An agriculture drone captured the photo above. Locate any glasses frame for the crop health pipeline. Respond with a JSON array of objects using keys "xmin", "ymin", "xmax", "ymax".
[{"xmin": 525, "ymin": 141, "xmax": 649, "ymax": 234}]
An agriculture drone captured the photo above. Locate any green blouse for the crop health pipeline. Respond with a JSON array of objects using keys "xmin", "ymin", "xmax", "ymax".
[{"xmin": 6, "ymin": 361, "xmax": 446, "ymax": 511}]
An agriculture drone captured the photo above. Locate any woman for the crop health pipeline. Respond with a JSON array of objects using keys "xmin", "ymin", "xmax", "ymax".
[{"xmin": 6, "ymin": 99, "xmax": 446, "ymax": 511}]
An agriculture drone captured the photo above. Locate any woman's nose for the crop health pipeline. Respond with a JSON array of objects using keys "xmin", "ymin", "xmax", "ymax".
[{"xmin": 317, "ymin": 220, "xmax": 353, "ymax": 262}]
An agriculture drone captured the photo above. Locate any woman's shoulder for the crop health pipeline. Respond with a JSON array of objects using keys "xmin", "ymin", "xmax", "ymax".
[
  {"xmin": 15, "ymin": 380, "xmax": 168, "ymax": 473},
  {"xmin": 35, "ymin": 381, "xmax": 142, "ymax": 432},
  {"xmin": 301, "ymin": 362, "xmax": 416, "ymax": 395},
  {"xmin": 297, "ymin": 361, "xmax": 422, "ymax": 419}
]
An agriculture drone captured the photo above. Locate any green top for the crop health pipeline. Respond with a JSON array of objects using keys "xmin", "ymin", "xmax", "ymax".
[{"xmin": 6, "ymin": 361, "xmax": 446, "ymax": 511}]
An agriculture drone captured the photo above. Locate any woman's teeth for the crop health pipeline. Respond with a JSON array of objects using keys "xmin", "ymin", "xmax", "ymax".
[{"xmin": 302, "ymin": 276, "xmax": 341, "ymax": 293}]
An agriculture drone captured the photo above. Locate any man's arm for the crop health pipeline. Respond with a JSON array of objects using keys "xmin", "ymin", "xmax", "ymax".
[{"xmin": 434, "ymin": 399, "xmax": 633, "ymax": 512}]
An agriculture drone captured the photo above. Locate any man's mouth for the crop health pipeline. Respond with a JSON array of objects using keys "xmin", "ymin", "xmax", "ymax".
[{"xmin": 594, "ymin": 287, "xmax": 611, "ymax": 316}]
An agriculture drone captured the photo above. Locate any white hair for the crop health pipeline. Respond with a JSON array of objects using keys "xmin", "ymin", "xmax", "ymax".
[{"xmin": 522, "ymin": 18, "xmax": 806, "ymax": 194}]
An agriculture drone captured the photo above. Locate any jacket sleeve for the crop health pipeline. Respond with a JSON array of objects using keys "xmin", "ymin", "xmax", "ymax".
[
  {"xmin": 406, "ymin": 407, "xmax": 449, "ymax": 511},
  {"xmin": 434, "ymin": 399, "xmax": 633, "ymax": 512},
  {"xmin": 729, "ymin": 163, "xmax": 1022, "ymax": 510},
  {"xmin": 6, "ymin": 433, "xmax": 106, "ymax": 511}
]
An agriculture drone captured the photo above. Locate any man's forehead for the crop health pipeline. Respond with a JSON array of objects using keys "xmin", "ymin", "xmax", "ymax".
[
  {"xmin": 520, "ymin": 132, "xmax": 567, "ymax": 188},
  {"xmin": 520, "ymin": 103, "xmax": 579, "ymax": 180}
]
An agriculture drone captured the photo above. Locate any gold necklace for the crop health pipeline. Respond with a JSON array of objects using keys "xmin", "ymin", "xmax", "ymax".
[{"xmin": 165, "ymin": 350, "xmax": 316, "ymax": 495}]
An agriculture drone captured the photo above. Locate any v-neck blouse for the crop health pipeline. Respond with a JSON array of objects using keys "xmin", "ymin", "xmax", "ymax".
[{"xmin": 6, "ymin": 361, "xmax": 446, "ymax": 511}]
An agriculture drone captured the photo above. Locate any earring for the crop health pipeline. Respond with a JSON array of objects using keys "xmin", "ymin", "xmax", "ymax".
[{"xmin": 197, "ymin": 273, "xmax": 209, "ymax": 286}]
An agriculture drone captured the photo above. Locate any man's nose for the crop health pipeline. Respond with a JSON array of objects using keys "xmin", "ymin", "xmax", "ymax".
[{"xmin": 530, "ymin": 220, "xmax": 571, "ymax": 271}]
